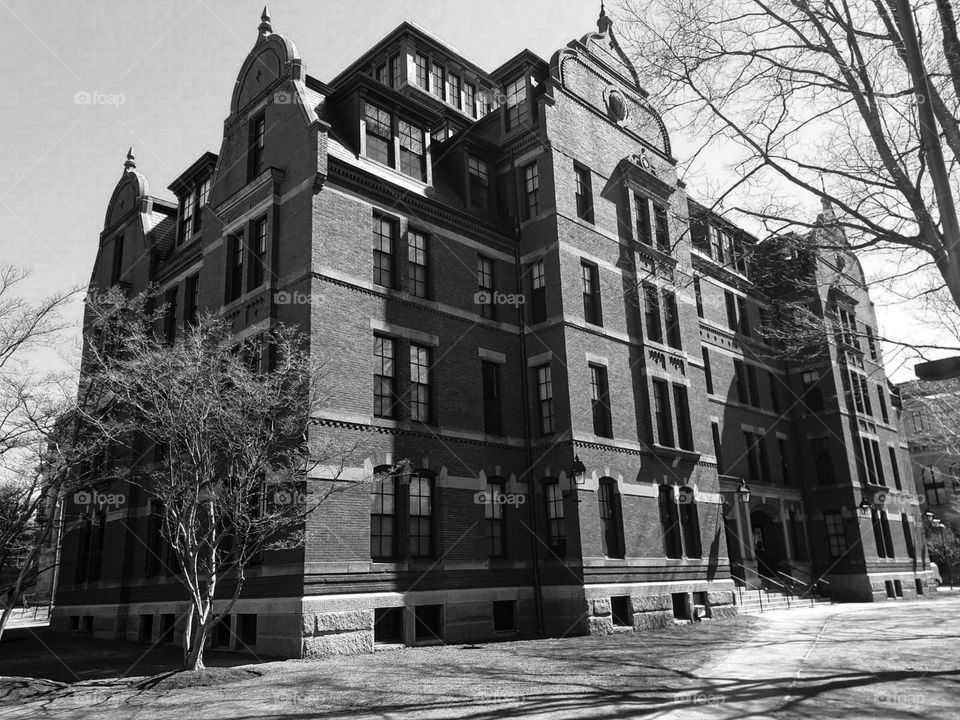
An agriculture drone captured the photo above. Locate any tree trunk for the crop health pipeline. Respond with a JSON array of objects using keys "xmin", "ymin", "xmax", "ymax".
[
  {"xmin": 182, "ymin": 604, "xmax": 195, "ymax": 668},
  {"xmin": 0, "ymin": 602, "xmax": 14, "ymax": 643},
  {"xmin": 185, "ymin": 610, "xmax": 210, "ymax": 671}
]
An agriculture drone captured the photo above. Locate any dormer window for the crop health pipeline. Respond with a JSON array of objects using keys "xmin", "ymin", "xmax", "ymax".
[
  {"xmin": 398, "ymin": 121, "xmax": 426, "ymax": 181},
  {"xmin": 504, "ymin": 76, "xmax": 529, "ymax": 131},
  {"xmin": 364, "ymin": 104, "xmax": 393, "ymax": 166},
  {"xmin": 415, "ymin": 54, "xmax": 429, "ymax": 89},
  {"xmin": 465, "ymin": 83, "xmax": 476, "ymax": 118},
  {"xmin": 447, "ymin": 72, "xmax": 461, "ymax": 110},
  {"xmin": 177, "ymin": 175, "xmax": 211, "ymax": 246},
  {"xmin": 467, "ymin": 155, "xmax": 489, "ymax": 209},
  {"xmin": 248, "ymin": 113, "xmax": 265, "ymax": 180},
  {"xmin": 363, "ymin": 102, "xmax": 428, "ymax": 182},
  {"xmin": 430, "ymin": 62, "xmax": 445, "ymax": 100}
]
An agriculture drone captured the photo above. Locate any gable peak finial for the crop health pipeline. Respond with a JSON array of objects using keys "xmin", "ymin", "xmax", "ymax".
[
  {"xmin": 598, "ymin": 2, "xmax": 613, "ymax": 34},
  {"xmin": 124, "ymin": 147, "xmax": 136, "ymax": 171},
  {"xmin": 258, "ymin": 6, "xmax": 272, "ymax": 39}
]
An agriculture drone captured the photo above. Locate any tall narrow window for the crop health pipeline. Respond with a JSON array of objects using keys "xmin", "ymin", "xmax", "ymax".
[
  {"xmin": 464, "ymin": 82, "xmax": 477, "ymax": 117},
  {"xmin": 447, "ymin": 72, "xmax": 461, "ymax": 109},
  {"xmin": 746, "ymin": 365, "xmax": 760, "ymax": 407},
  {"xmin": 824, "ymin": 512, "xmax": 847, "ymax": 558},
  {"xmin": 871, "ymin": 509, "xmax": 888, "ymax": 558},
  {"xmin": 364, "ymin": 104, "xmax": 393, "ymax": 166},
  {"xmin": 678, "ymin": 486, "xmax": 702, "ymax": 558},
  {"xmin": 225, "ymin": 232, "xmax": 244, "ymax": 303},
  {"xmin": 179, "ymin": 190, "xmax": 195, "ymax": 243},
  {"xmin": 373, "ymin": 215, "xmax": 396, "ymax": 288},
  {"xmin": 674, "ymin": 385, "xmax": 693, "ymax": 451},
  {"xmin": 703, "ymin": 348, "xmax": 714, "ymax": 394},
  {"xmin": 468, "ymin": 156, "xmax": 489, "ymax": 209},
  {"xmin": 644, "ymin": 285, "xmax": 663, "ymax": 343},
  {"xmin": 522, "ymin": 162, "xmax": 540, "ymax": 219},
  {"xmin": 801, "ymin": 371, "xmax": 824, "ymax": 411},
  {"xmin": 768, "ymin": 371, "xmax": 781, "ymax": 414},
  {"xmin": 737, "ymin": 296, "xmax": 750, "ymax": 335},
  {"xmin": 663, "ymin": 291, "xmax": 681, "ymax": 348},
  {"xmin": 866, "ymin": 325, "xmax": 878, "ymax": 360},
  {"xmin": 652, "ymin": 378, "xmax": 673, "ymax": 447},
  {"xmin": 544, "ymin": 480, "xmax": 565, "ymax": 554},
  {"xmin": 581, "ymin": 261, "xmax": 602, "ymax": 325},
  {"xmin": 778, "ymin": 436, "xmax": 792, "ymax": 484},
  {"xmin": 591, "ymin": 365, "xmax": 612, "ymax": 438},
  {"xmin": 574, "ymin": 164, "xmax": 594, "ymax": 222},
  {"xmin": 164, "ymin": 287, "xmax": 178, "ymax": 344},
  {"xmin": 725, "ymin": 291, "xmax": 738, "ymax": 331},
  {"xmin": 598, "ymin": 479, "xmax": 624, "ymax": 558},
  {"xmin": 504, "ymin": 76, "xmax": 528, "ymax": 130},
  {"xmin": 111, "ymin": 235, "xmax": 124, "ymax": 285},
  {"xmin": 712, "ymin": 422, "xmax": 725, "ymax": 474},
  {"xmin": 758, "ymin": 433, "xmax": 771, "ymax": 481},
  {"xmin": 658, "ymin": 485, "xmax": 682, "ymax": 559},
  {"xmin": 654, "ymin": 204, "xmax": 670, "ymax": 252},
  {"xmin": 477, "ymin": 255, "xmax": 495, "ymax": 320},
  {"xmin": 536, "ymin": 364, "xmax": 554, "ymax": 435},
  {"xmin": 710, "ymin": 225, "xmax": 724, "ymax": 262},
  {"xmin": 430, "ymin": 62, "xmax": 445, "ymax": 99},
  {"xmin": 877, "ymin": 384, "xmax": 889, "ymax": 423},
  {"xmin": 531, "ymin": 259, "xmax": 546, "ymax": 323},
  {"xmin": 249, "ymin": 217, "xmax": 267, "ymax": 289},
  {"xmin": 398, "ymin": 121, "xmax": 426, "ymax": 180},
  {"xmin": 812, "ymin": 437, "xmax": 835, "ymax": 484},
  {"xmin": 901, "ymin": 514, "xmax": 915, "ymax": 558},
  {"xmin": 415, "ymin": 54, "xmax": 429, "ymax": 88},
  {"xmin": 485, "ymin": 479, "xmax": 506, "ymax": 557},
  {"xmin": 481, "ymin": 360, "xmax": 501, "ymax": 434},
  {"xmin": 248, "ymin": 113, "xmax": 265, "ymax": 180},
  {"xmin": 408, "ymin": 475, "xmax": 433, "ymax": 557},
  {"xmin": 734, "ymin": 360, "xmax": 748, "ymax": 405},
  {"xmin": 195, "ymin": 177, "xmax": 210, "ymax": 233},
  {"xmin": 744, "ymin": 431, "xmax": 761, "ymax": 481},
  {"xmin": 888, "ymin": 447, "xmax": 902, "ymax": 490},
  {"xmin": 407, "ymin": 231, "xmax": 428, "ymax": 299},
  {"xmin": 370, "ymin": 475, "xmax": 396, "ymax": 559},
  {"xmin": 694, "ymin": 277, "xmax": 703, "ymax": 317},
  {"xmin": 389, "ymin": 54, "xmax": 401, "ymax": 88},
  {"xmin": 410, "ymin": 344, "xmax": 432, "ymax": 423},
  {"xmin": 635, "ymin": 195, "xmax": 652, "ymax": 245},
  {"xmin": 184, "ymin": 273, "xmax": 199, "ymax": 327},
  {"xmin": 373, "ymin": 335, "xmax": 395, "ymax": 419}
]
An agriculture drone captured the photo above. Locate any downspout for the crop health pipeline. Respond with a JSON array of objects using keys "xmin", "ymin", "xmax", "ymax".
[{"xmin": 510, "ymin": 145, "xmax": 544, "ymax": 636}]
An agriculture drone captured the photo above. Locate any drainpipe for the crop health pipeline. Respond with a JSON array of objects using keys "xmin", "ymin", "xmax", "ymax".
[{"xmin": 510, "ymin": 146, "xmax": 544, "ymax": 636}]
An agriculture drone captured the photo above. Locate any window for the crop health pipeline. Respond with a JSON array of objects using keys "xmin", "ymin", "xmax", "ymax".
[
  {"xmin": 801, "ymin": 370, "xmax": 824, "ymax": 411},
  {"xmin": 477, "ymin": 255, "xmax": 495, "ymax": 320},
  {"xmin": 712, "ymin": 422, "xmax": 724, "ymax": 474},
  {"xmin": 236, "ymin": 614, "xmax": 257, "ymax": 647},
  {"xmin": 373, "ymin": 335, "xmax": 396, "ymax": 419},
  {"xmin": 374, "ymin": 607, "xmax": 403, "ymax": 643},
  {"xmin": 733, "ymin": 239, "xmax": 749, "ymax": 275},
  {"xmin": 415, "ymin": 53, "xmax": 429, "ymax": 88},
  {"xmin": 664, "ymin": 292, "xmax": 681, "ymax": 348},
  {"xmin": 778, "ymin": 437, "xmax": 792, "ymax": 484},
  {"xmin": 635, "ymin": 195, "xmax": 652, "ymax": 245},
  {"xmin": 447, "ymin": 72, "xmax": 461, "ymax": 109},
  {"xmin": 768, "ymin": 372, "xmax": 781, "ymax": 414},
  {"xmin": 611, "ymin": 596, "xmax": 631, "ymax": 626},
  {"xmin": 694, "ymin": 277, "xmax": 703, "ymax": 317},
  {"xmin": 702, "ymin": 349, "xmax": 713, "ymax": 394},
  {"xmin": 652, "ymin": 378, "xmax": 673, "ymax": 447},
  {"xmin": 408, "ymin": 231, "xmax": 428, "ymax": 299},
  {"xmin": 468, "ymin": 156, "xmax": 489, "ymax": 209},
  {"xmin": 504, "ymin": 76, "xmax": 528, "ymax": 130},
  {"xmin": 185, "ymin": 273, "xmax": 200, "ymax": 326},
  {"xmin": 725, "ymin": 291, "xmax": 738, "ymax": 331},
  {"xmin": 522, "ymin": 162, "xmax": 540, "ymax": 219},
  {"xmin": 674, "ymin": 385, "xmax": 693, "ymax": 451},
  {"xmin": 375, "ymin": 62, "xmax": 387, "ymax": 85},
  {"xmin": 746, "ymin": 365, "xmax": 760, "ymax": 407},
  {"xmin": 370, "ymin": 474, "xmax": 396, "ymax": 559},
  {"xmin": 866, "ymin": 325, "xmax": 878, "ymax": 360},
  {"xmin": 111, "ymin": 235, "xmax": 124, "ymax": 284},
  {"xmin": 464, "ymin": 82, "xmax": 477, "ymax": 117},
  {"xmin": 248, "ymin": 113, "xmax": 265, "ymax": 179},
  {"xmin": 414, "ymin": 604, "xmax": 442, "ymax": 642},
  {"xmin": 758, "ymin": 433, "xmax": 771, "ymax": 480},
  {"xmin": 644, "ymin": 285, "xmax": 663, "ymax": 343},
  {"xmin": 430, "ymin": 62, "xmax": 445, "ymax": 99},
  {"xmin": 598, "ymin": 479, "xmax": 624, "ymax": 558},
  {"xmin": 574, "ymin": 164, "xmax": 594, "ymax": 222},
  {"xmin": 544, "ymin": 480, "xmax": 565, "ymax": 553},
  {"xmin": 408, "ymin": 474, "xmax": 433, "ymax": 557},
  {"xmin": 789, "ymin": 510, "xmax": 806, "ymax": 560},
  {"xmin": 484, "ymin": 479, "xmax": 506, "ymax": 557},
  {"xmin": 733, "ymin": 360, "xmax": 748, "ymax": 405},
  {"xmin": 164, "ymin": 287, "xmax": 178, "ymax": 344},
  {"xmin": 481, "ymin": 360, "xmax": 501, "ymax": 434},
  {"xmin": 398, "ymin": 121, "xmax": 426, "ymax": 180},
  {"xmin": 531, "ymin": 259, "xmax": 546, "ymax": 323},
  {"xmin": 364, "ymin": 104, "xmax": 393, "ymax": 166},
  {"xmin": 225, "ymin": 232, "xmax": 244, "ymax": 303},
  {"xmin": 139, "ymin": 614, "xmax": 154, "ymax": 643},
  {"xmin": 536, "ymin": 364, "xmax": 554, "ymax": 435},
  {"xmin": 591, "ymin": 365, "xmax": 612, "ymax": 438},
  {"xmin": 195, "ymin": 177, "xmax": 210, "ymax": 233},
  {"xmin": 744, "ymin": 431, "xmax": 761, "ymax": 481},
  {"xmin": 389, "ymin": 54, "xmax": 401, "ymax": 88},
  {"xmin": 911, "ymin": 411, "xmax": 924, "ymax": 432},
  {"xmin": 581, "ymin": 261, "xmax": 602, "ymax": 325},
  {"xmin": 678, "ymin": 486, "xmax": 702, "ymax": 558},
  {"xmin": 179, "ymin": 190, "xmax": 195, "ymax": 243},
  {"xmin": 160, "ymin": 614, "xmax": 175, "ymax": 643},
  {"xmin": 824, "ymin": 511, "xmax": 847, "ymax": 558},
  {"xmin": 923, "ymin": 466, "xmax": 946, "ymax": 505},
  {"xmin": 249, "ymin": 217, "xmax": 268, "ymax": 289},
  {"xmin": 373, "ymin": 215, "xmax": 396, "ymax": 288},
  {"xmin": 737, "ymin": 296, "xmax": 750, "ymax": 335},
  {"xmin": 888, "ymin": 447, "xmax": 902, "ymax": 490},
  {"xmin": 658, "ymin": 485, "xmax": 683, "ymax": 558},
  {"xmin": 709, "ymin": 225, "xmax": 724, "ymax": 263},
  {"xmin": 877, "ymin": 385, "xmax": 889, "ymax": 423},
  {"xmin": 872, "ymin": 509, "xmax": 895, "ymax": 558},
  {"xmin": 654, "ymin": 204, "xmax": 670, "ymax": 252},
  {"xmin": 409, "ymin": 344, "xmax": 432, "ymax": 423},
  {"xmin": 859, "ymin": 437, "xmax": 884, "ymax": 485},
  {"xmin": 493, "ymin": 601, "xmax": 516, "ymax": 632},
  {"xmin": 812, "ymin": 437, "xmax": 835, "ymax": 484}
]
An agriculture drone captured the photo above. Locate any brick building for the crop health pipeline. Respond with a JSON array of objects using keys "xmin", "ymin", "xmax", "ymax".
[{"xmin": 52, "ymin": 8, "xmax": 932, "ymax": 658}]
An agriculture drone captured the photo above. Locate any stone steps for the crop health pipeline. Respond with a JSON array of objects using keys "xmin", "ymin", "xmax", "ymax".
[{"xmin": 734, "ymin": 588, "xmax": 832, "ymax": 614}]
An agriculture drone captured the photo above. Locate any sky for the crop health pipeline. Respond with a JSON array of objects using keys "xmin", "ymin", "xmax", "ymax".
[{"xmin": 0, "ymin": 0, "xmax": 951, "ymax": 383}]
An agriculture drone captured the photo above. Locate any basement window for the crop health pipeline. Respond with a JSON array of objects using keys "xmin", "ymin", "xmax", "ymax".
[{"xmin": 611, "ymin": 596, "xmax": 632, "ymax": 627}]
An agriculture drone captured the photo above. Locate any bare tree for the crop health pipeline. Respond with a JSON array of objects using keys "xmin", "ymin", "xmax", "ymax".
[
  {"xmin": 81, "ymin": 293, "xmax": 375, "ymax": 670},
  {"xmin": 618, "ymin": 0, "xmax": 960, "ymax": 309}
]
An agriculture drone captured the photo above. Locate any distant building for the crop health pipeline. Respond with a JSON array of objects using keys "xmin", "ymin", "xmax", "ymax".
[{"xmin": 52, "ymin": 7, "xmax": 931, "ymax": 658}]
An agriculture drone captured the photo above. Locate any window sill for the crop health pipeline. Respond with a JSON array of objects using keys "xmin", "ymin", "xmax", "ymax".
[{"xmin": 650, "ymin": 445, "xmax": 701, "ymax": 463}]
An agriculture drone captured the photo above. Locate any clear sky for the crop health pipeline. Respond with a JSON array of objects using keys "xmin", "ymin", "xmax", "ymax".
[{"xmin": 0, "ymin": 0, "xmax": 947, "ymax": 382}]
